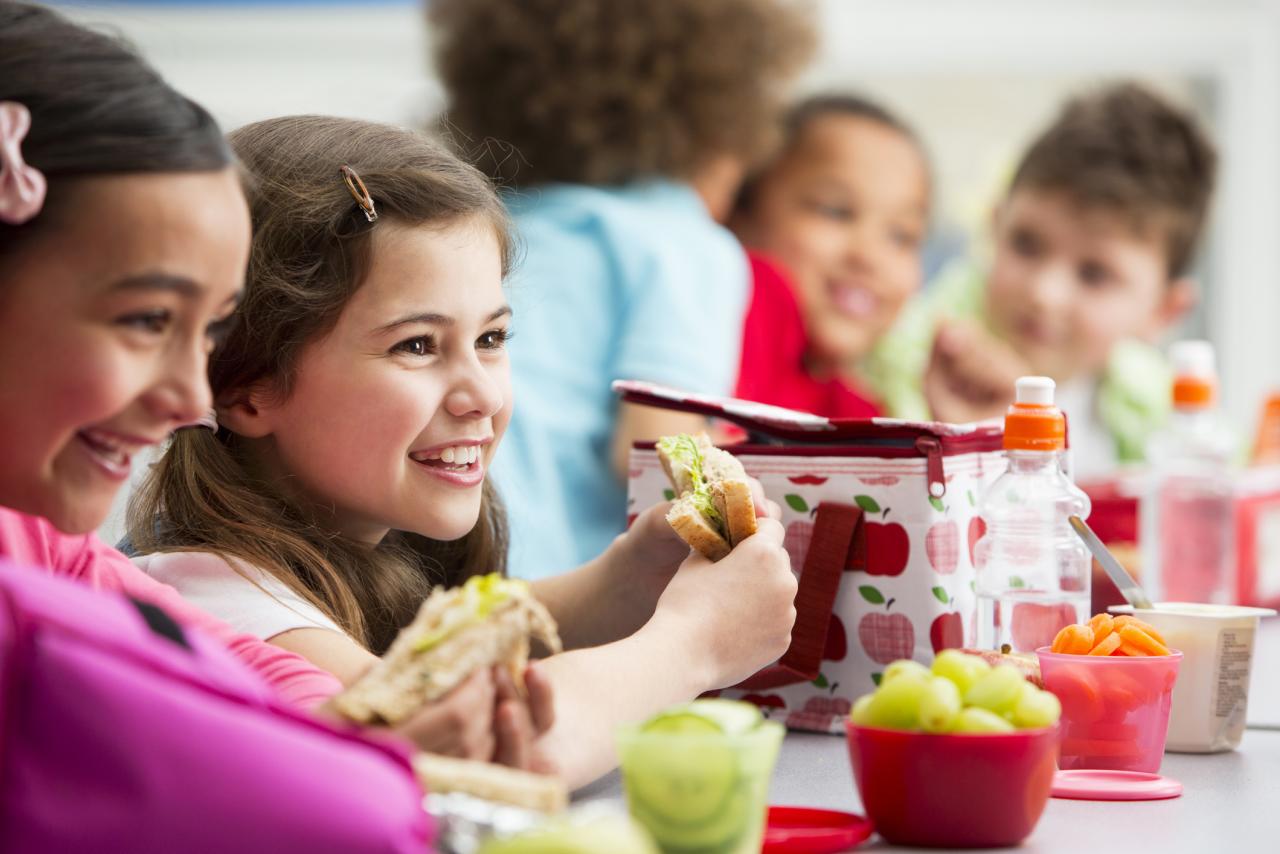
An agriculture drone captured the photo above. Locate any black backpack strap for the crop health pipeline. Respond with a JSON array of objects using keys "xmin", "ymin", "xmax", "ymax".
[{"xmin": 128, "ymin": 598, "xmax": 191, "ymax": 651}]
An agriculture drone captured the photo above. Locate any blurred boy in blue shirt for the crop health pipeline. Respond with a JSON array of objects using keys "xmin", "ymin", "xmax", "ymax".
[{"xmin": 431, "ymin": 0, "xmax": 814, "ymax": 577}]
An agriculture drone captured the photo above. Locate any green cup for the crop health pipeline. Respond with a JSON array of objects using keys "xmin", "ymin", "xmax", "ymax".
[{"xmin": 616, "ymin": 719, "xmax": 784, "ymax": 854}]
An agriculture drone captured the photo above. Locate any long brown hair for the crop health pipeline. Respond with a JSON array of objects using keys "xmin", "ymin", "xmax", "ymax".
[{"xmin": 128, "ymin": 115, "xmax": 513, "ymax": 654}]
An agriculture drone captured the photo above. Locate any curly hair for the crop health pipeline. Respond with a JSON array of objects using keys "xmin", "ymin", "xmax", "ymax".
[
  {"xmin": 430, "ymin": 0, "xmax": 815, "ymax": 187},
  {"xmin": 1011, "ymin": 82, "xmax": 1217, "ymax": 278}
]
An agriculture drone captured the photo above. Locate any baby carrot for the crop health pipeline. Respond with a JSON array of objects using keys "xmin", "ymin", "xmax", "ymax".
[
  {"xmin": 1117, "ymin": 624, "xmax": 1170, "ymax": 656},
  {"xmin": 1088, "ymin": 633, "xmax": 1122, "ymax": 656},
  {"xmin": 1113, "ymin": 615, "xmax": 1166, "ymax": 646},
  {"xmin": 1088, "ymin": 614, "xmax": 1115, "ymax": 648}
]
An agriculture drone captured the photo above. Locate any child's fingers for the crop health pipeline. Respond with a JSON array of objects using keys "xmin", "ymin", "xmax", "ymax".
[
  {"xmin": 524, "ymin": 662, "xmax": 556, "ymax": 734},
  {"xmin": 747, "ymin": 478, "xmax": 779, "ymax": 519},
  {"xmin": 492, "ymin": 699, "xmax": 535, "ymax": 770}
]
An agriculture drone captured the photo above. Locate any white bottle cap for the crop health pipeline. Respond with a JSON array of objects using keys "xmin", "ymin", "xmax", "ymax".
[
  {"xmin": 1015, "ymin": 376, "xmax": 1056, "ymax": 406},
  {"xmin": 1170, "ymin": 340, "xmax": 1216, "ymax": 380}
]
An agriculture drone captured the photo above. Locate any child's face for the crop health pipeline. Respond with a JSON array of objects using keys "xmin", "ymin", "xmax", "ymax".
[
  {"xmin": 246, "ymin": 218, "xmax": 511, "ymax": 545},
  {"xmin": 0, "ymin": 171, "xmax": 248, "ymax": 533},
  {"xmin": 986, "ymin": 187, "xmax": 1187, "ymax": 382},
  {"xmin": 735, "ymin": 114, "xmax": 929, "ymax": 366}
]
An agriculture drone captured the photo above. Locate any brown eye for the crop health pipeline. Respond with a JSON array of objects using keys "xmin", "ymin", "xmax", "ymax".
[
  {"xmin": 477, "ymin": 328, "xmax": 511, "ymax": 350},
  {"xmin": 118, "ymin": 309, "xmax": 171, "ymax": 334},
  {"xmin": 392, "ymin": 335, "xmax": 435, "ymax": 357}
]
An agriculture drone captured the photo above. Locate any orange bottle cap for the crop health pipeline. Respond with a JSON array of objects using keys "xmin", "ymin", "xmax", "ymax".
[
  {"xmin": 1170, "ymin": 340, "xmax": 1216, "ymax": 410},
  {"xmin": 1004, "ymin": 376, "xmax": 1066, "ymax": 451},
  {"xmin": 1172, "ymin": 375, "xmax": 1215, "ymax": 408}
]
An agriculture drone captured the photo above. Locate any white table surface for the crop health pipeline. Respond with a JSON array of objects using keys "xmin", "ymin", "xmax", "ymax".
[{"xmin": 576, "ymin": 616, "xmax": 1280, "ymax": 850}]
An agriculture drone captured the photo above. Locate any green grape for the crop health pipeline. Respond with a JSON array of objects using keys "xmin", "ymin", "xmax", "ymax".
[
  {"xmin": 953, "ymin": 706, "xmax": 1016, "ymax": 734},
  {"xmin": 864, "ymin": 672, "xmax": 931, "ymax": 730},
  {"xmin": 882, "ymin": 659, "xmax": 931, "ymax": 685},
  {"xmin": 964, "ymin": 664, "xmax": 1026, "ymax": 716},
  {"xmin": 849, "ymin": 694, "xmax": 875, "ymax": 726},
  {"xmin": 918, "ymin": 676, "xmax": 961, "ymax": 733},
  {"xmin": 1012, "ymin": 686, "xmax": 1062, "ymax": 729},
  {"xmin": 931, "ymin": 650, "xmax": 990, "ymax": 695}
]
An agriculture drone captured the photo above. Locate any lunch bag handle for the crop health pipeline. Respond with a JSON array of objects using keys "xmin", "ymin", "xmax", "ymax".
[{"xmin": 734, "ymin": 502, "xmax": 863, "ymax": 690}]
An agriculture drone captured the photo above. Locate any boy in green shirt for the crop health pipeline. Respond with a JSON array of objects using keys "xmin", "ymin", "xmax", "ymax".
[{"xmin": 867, "ymin": 83, "xmax": 1217, "ymax": 477}]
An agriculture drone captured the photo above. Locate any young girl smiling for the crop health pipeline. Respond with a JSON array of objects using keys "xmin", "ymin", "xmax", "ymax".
[
  {"xmin": 0, "ymin": 1, "xmax": 338, "ymax": 709},
  {"xmin": 132, "ymin": 115, "xmax": 798, "ymax": 787}
]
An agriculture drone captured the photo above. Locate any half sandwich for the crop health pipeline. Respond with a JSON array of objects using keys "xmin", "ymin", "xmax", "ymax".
[
  {"xmin": 414, "ymin": 752, "xmax": 568, "ymax": 813},
  {"xmin": 334, "ymin": 573, "xmax": 562, "ymax": 725},
  {"xmin": 656, "ymin": 433, "xmax": 757, "ymax": 561}
]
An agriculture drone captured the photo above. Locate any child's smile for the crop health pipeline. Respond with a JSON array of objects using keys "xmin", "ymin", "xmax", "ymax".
[{"xmin": 408, "ymin": 437, "xmax": 494, "ymax": 488}]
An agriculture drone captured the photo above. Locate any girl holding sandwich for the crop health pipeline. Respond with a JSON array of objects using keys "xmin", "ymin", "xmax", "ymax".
[{"xmin": 129, "ymin": 116, "xmax": 798, "ymax": 788}]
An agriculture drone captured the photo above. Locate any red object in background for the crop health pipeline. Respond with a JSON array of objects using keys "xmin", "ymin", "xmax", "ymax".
[
  {"xmin": 763, "ymin": 807, "xmax": 873, "ymax": 853},
  {"xmin": 1080, "ymin": 480, "xmax": 1140, "ymax": 614},
  {"xmin": 734, "ymin": 252, "xmax": 882, "ymax": 419},
  {"xmin": 845, "ymin": 722, "xmax": 1058, "ymax": 848},
  {"xmin": 1082, "ymin": 472, "xmax": 1280, "ymax": 610},
  {"xmin": 1233, "ymin": 468, "xmax": 1280, "ymax": 609}
]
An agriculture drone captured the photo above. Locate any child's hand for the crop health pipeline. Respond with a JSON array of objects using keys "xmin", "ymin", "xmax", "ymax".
[
  {"xmin": 924, "ymin": 319, "xmax": 1028, "ymax": 424},
  {"xmin": 649, "ymin": 517, "xmax": 797, "ymax": 689},
  {"xmin": 393, "ymin": 668, "xmax": 498, "ymax": 761},
  {"xmin": 610, "ymin": 476, "xmax": 781, "ymax": 624},
  {"xmin": 492, "ymin": 663, "xmax": 557, "ymax": 774}
]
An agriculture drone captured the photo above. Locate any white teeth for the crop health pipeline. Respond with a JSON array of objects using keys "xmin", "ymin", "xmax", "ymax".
[{"xmin": 413, "ymin": 444, "xmax": 482, "ymax": 466}]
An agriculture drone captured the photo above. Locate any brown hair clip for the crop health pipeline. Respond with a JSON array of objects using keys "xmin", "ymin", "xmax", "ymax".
[{"xmin": 339, "ymin": 164, "xmax": 378, "ymax": 223}]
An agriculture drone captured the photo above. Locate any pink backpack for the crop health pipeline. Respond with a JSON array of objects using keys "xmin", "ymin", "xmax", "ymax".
[{"xmin": 0, "ymin": 559, "xmax": 433, "ymax": 852}]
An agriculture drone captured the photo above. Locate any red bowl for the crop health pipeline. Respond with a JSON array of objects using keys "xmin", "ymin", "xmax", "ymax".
[{"xmin": 845, "ymin": 721, "xmax": 1059, "ymax": 848}]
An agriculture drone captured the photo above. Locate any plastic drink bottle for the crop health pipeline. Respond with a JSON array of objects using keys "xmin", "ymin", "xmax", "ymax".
[
  {"xmin": 975, "ymin": 377, "xmax": 1092, "ymax": 651},
  {"xmin": 1141, "ymin": 341, "xmax": 1235, "ymax": 604}
]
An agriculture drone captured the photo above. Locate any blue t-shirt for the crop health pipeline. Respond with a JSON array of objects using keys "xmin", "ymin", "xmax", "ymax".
[{"xmin": 492, "ymin": 181, "xmax": 749, "ymax": 579}]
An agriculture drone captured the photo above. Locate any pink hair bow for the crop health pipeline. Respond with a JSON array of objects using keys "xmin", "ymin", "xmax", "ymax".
[{"xmin": 0, "ymin": 102, "xmax": 47, "ymax": 226}]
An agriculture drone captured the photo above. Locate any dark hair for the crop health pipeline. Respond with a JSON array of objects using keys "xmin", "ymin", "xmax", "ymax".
[
  {"xmin": 1010, "ymin": 82, "xmax": 1217, "ymax": 278},
  {"xmin": 0, "ymin": 1, "xmax": 230, "ymax": 255},
  {"xmin": 735, "ymin": 92, "xmax": 931, "ymax": 214},
  {"xmin": 129, "ymin": 116, "xmax": 513, "ymax": 654},
  {"xmin": 431, "ymin": 0, "xmax": 815, "ymax": 187}
]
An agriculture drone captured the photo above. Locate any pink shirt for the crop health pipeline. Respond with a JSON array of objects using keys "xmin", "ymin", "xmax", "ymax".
[{"xmin": 0, "ymin": 506, "xmax": 342, "ymax": 709}]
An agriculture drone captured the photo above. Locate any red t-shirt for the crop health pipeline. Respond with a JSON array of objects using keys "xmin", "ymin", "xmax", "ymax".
[{"xmin": 734, "ymin": 252, "xmax": 881, "ymax": 419}]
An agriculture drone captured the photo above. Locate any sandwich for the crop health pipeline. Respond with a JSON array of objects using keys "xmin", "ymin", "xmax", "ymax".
[
  {"xmin": 655, "ymin": 433, "xmax": 757, "ymax": 561},
  {"xmin": 334, "ymin": 573, "xmax": 562, "ymax": 725},
  {"xmin": 413, "ymin": 752, "xmax": 568, "ymax": 813}
]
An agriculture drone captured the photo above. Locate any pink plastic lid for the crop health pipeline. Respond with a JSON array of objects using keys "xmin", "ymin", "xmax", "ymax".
[
  {"xmin": 762, "ymin": 806, "xmax": 874, "ymax": 853},
  {"xmin": 1051, "ymin": 769, "xmax": 1183, "ymax": 801}
]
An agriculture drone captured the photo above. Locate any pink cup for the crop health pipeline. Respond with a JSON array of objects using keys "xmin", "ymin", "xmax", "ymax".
[{"xmin": 1036, "ymin": 648, "xmax": 1182, "ymax": 773}]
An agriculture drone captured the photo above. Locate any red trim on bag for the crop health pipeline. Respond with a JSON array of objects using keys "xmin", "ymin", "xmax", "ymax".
[
  {"xmin": 617, "ymin": 383, "xmax": 1003, "ymax": 449},
  {"xmin": 635, "ymin": 433, "xmax": 1004, "ymax": 459}
]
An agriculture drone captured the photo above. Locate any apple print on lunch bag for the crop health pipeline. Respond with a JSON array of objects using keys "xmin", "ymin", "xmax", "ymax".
[{"xmin": 617, "ymin": 381, "xmax": 1006, "ymax": 734}]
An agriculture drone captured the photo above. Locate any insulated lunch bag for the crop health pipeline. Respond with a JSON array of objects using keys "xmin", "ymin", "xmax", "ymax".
[{"xmin": 619, "ymin": 381, "xmax": 1006, "ymax": 734}]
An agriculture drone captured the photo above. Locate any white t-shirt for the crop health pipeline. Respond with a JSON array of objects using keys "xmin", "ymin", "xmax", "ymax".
[{"xmin": 133, "ymin": 551, "xmax": 343, "ymax": 641}]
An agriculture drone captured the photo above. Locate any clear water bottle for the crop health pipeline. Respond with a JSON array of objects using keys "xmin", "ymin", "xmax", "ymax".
[
  {"xmin": 1141, "ymin": 341, "xmax": 1235, "ymax": 604},
  {"xmin": 975, "ymin": 377, "xmax": 1092, "ymax": 652}
]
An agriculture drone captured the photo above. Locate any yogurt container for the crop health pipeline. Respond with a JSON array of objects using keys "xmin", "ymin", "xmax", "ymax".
[{"xmin": 1111, "ymin": 603, "xmax": 1275, "ymax": 752}]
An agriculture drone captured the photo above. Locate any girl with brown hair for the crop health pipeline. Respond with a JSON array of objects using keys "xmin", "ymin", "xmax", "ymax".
[{"xmin": 130, "ymin": 115, "xmax": 798, "ymax": 787}]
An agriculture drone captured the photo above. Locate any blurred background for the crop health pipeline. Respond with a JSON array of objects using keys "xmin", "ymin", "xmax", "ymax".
[{"xmin": 58, "ymin": 0, "xmax": 1280, "ymax": 432}]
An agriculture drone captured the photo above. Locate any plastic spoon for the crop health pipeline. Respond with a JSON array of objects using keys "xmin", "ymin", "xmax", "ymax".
[{"xmin": 1068, "ymin": 515, "xmax": 1153, "ymax": 610}]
